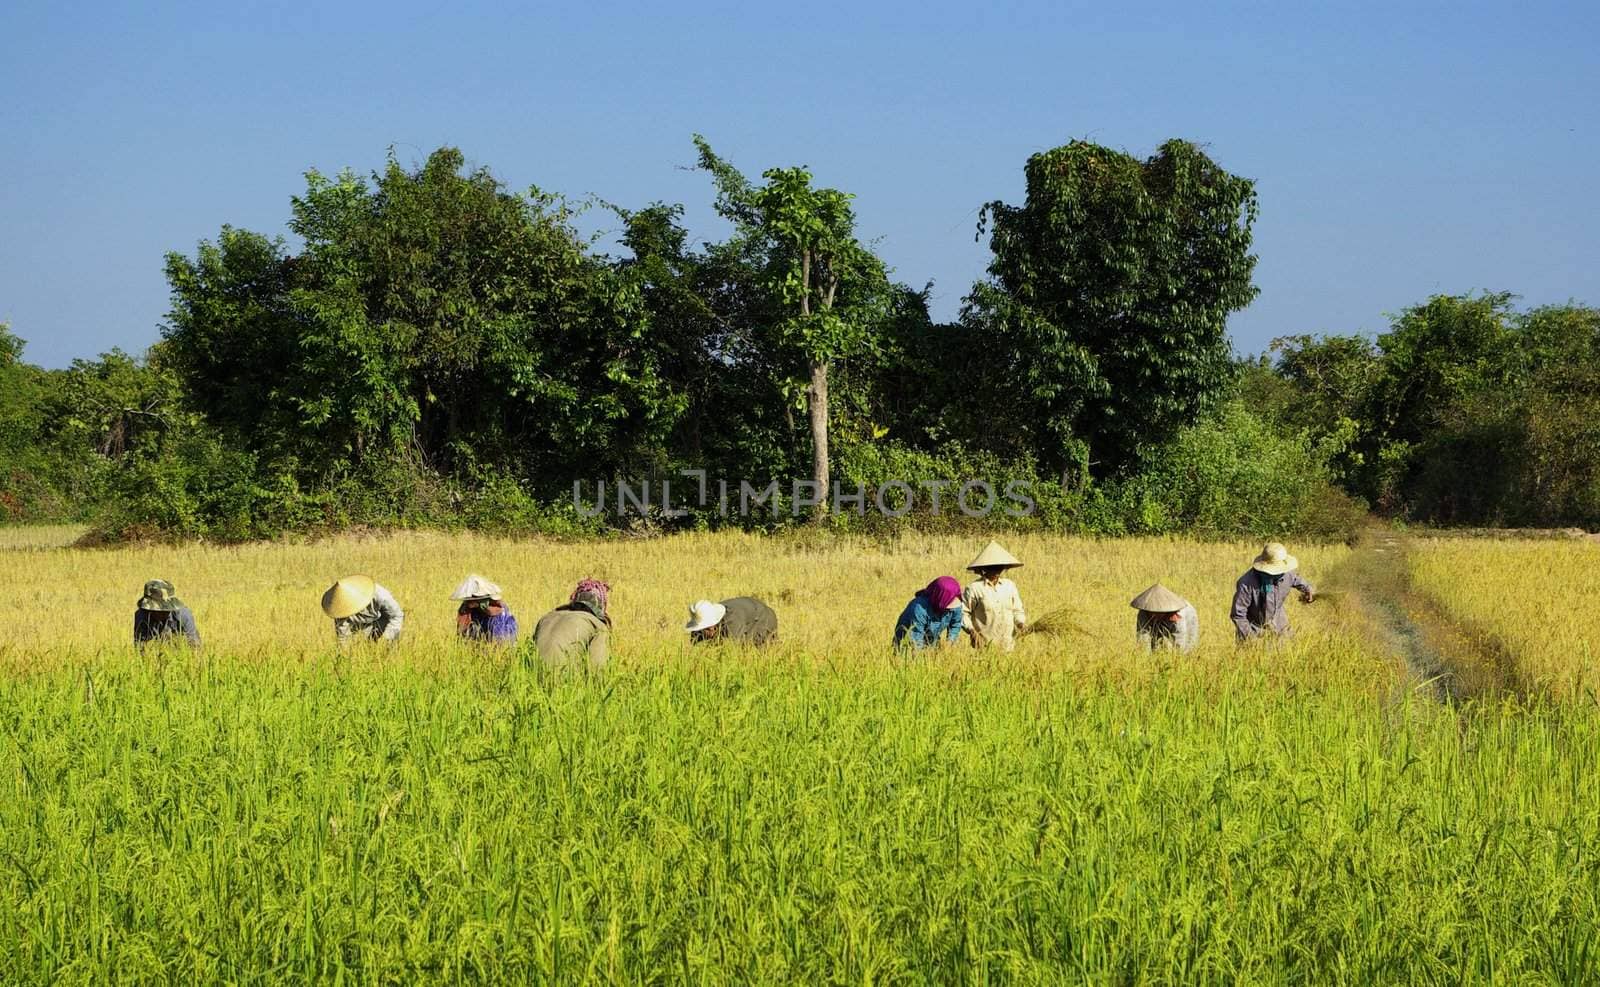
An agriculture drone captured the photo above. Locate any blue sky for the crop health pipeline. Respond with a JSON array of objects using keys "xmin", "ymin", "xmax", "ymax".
[{"xmin": 2, "ymin": 0, "xmax": 1596, "ymax": 368}]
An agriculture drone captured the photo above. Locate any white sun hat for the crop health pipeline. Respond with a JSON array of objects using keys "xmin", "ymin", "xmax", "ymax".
[
  {"xmin": 685, "ymin": 599, "xmax": 727, "ymax": 633},
  {"xmin": 1251, "ymin": 543, "xmax": 1298, "ymax": 576},
  {"xmin": 450, "ymin": 574, "xmax": 504, "ymax": 601}
]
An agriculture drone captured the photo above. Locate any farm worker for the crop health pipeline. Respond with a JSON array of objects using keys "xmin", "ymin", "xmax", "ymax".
[
  {"xmin": 1130, "ymin": 583, "xmax": 1199, "ymax": 653},
  {"xmin": 321, "ymin": 575, "xmax": 404, "ymax": 644},
  {"xmin": 1231, "ymin": 543, "xmax": 1315, "ymax": 641},
  {"xmin": 962, "ymin": 541, "xmax": 1027, "ymax": 651},
  {"xmin": 532, "ymin": 582, "xmax": 611, "ymax": 672},
  {"xmin": 132, "ymin": 579, "xmax": 201, "ymax": 651},
  {"xmin": 685, "ymin": 597, "xmax": 778, "ymax": 645},
  {"xmin": 893, "ymin": 576, "xmax": 964, "ymax": 649},
  {"xmin": 452, "ymin": 574, "xmax": 518, "ymax": 645}
]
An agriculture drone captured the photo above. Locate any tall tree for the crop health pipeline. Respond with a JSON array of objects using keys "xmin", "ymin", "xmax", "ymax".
[
  {"xmin": 694, "ymin": 137, "xmax": 889, "ymax": 516},
  {"xmin": 971, "ymin": 139, "xmax": 1259, "ymax": 478},
  {"xmin": 165, "ymin": 147, "xmax": 686, "ymax": 488}
]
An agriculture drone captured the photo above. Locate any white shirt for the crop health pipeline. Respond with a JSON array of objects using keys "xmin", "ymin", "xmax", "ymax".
[{"xmin": 961, "ymin": 577, "xmax": 1026, "ymax": 652}]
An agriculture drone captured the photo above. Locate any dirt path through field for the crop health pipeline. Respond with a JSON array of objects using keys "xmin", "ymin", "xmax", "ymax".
[{"xmin": 1325, "ymin": 530, "xmax": 1524, "ymax": 704}]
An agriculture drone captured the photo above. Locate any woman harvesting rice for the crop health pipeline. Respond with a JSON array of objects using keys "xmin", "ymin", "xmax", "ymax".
[
  {"xmin": 962, "ymin": 541, "xmax": 1027, "ymax": 652},
  {"xmin": 893, "ymin": 576, "xmax": 964, "ymax": 650}
]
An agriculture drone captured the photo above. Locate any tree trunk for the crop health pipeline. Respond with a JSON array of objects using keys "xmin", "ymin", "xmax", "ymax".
[{"xmin": 808, "ymin": 359, "xmax": 829, "ymax": 520}]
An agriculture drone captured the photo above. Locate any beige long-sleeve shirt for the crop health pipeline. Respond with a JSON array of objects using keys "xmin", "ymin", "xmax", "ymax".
[{"xmin": 962, "ymin": 578, "xmax": 1026, "ymax": 651}]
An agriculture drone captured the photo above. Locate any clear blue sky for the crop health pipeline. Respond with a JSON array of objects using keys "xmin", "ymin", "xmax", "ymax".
[{"xmin": 3, "ymin": 0, "xmax": 1596, "ymax": 368}]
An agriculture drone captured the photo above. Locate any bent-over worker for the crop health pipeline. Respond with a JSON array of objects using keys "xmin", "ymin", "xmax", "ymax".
[
  {"xmin": 322, "ymin": 575, "xmax": 404, "ymax": 645},
  {"xmin": 893, "ymin": 576, "xmax": 964, "ymax": 650},
  {"xmin": 686, "ymin": 597, "xmax": 778, "ymax": 645},
  {"xmin": 133, "ymin": 579, "xmax": 201, "ymax": 651},
  {"xmin": 532, "ymin": 582, "xmax": 611, "ymax": 672},
  {"xmin": 1231, "ymin": 543, "xmax": 1314, "ymax": 641},
  {"xmin": 1130, "ymin": 583, "xmax": 1199, "ymax": 653},
  {"xmin": 452, "ymin": 574, "xmax": 518, "ymax": 645}
]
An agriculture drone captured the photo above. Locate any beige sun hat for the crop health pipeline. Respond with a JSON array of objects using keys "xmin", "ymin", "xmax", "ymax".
[
  {"xmin": 1130, "ymin": 583, "xmax": 1189, "ymax": 613},
  {"xmin": 685, "ymin": 599, "xmax": 727, "ymax": 633},
  {"xmin": 450, "ymin": 574, "xmax": 503, "ymax": 602},
  {"xmin": 322, "ymin": 575, "xmax": 377, "ymax": 619},
  {"xmin": 966, "ymin": 540, "xmax": 1022, "ymax": 572},
  {"xmin": 1251, "ymin": 543, "xmax": 1298, "ymax": 576}
]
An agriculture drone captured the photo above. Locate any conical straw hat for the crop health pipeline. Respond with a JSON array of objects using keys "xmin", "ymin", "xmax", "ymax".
[
  {"xmin": 322, "ymin": 575, "xmax": 376, "ymax": 619},
  {"xmin": 1251, "ymin": 543, "xmax": 1298, "ymax": 575},
  {"xmin": 966, "ymin": 540, "xmax": 1022, "ymax": 571},
  {"xmin": 450, "ymin": 574, "xmax": 503, "ymax": 601},
  {"xmin": 1130, "ymin": 583, "xmax": 1189, "ymax": 612}
]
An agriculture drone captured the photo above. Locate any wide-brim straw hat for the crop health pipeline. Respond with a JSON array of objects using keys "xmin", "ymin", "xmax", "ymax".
[
  {"xmin": 1130, "ymin": 583, "xmax": 1189, "ymax": 613},
  {"xmin": 966, "ymin": 540, "xmax": 1022, "ymax": 572},
  {"xmin": 450, "ymin": 574, "xmax": 503, "ymax": 602},
  {"xmin": 137, "ymin": 579, "xmax": 182, "ymax": 612},
  {"xmin": 322, "ymin": 575, "xmax": 377, "ymax": 619},
  {"xmin": 685, "ymin": 599, "xmax": 727, "ymax": 633},
  {"xmin": 1251, "ymin": 542, "xmax": 1298, "ymax": 576}
]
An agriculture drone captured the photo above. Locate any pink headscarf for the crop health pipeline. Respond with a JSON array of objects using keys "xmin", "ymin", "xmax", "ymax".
[
  {"xmin": 921, "ymin": 576, "xmax": 962, "ymax": 612},
  {"xmin": 571, "ymin": 578, "xmax": 610, "ymax": 614}
]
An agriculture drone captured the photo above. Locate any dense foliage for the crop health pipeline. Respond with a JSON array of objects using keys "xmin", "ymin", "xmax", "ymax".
[
  {"xmin": 969, "ymin": 140, "xmax": 1259, "ymax": 480},
  {"xmin": 2, "ymin": 139, "xmax": 1594, "ymax": 540},
  {"xmin": 1248, "ymin": 293, "xmax": 1600, "ymax": 527}
]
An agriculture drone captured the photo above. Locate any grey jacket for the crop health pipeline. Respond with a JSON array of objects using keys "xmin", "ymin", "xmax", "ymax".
[
  {"xmin": 334, "ymin": 584, "xmax": 404, "ymax": 643},
  {"xmin": 1231, "ymin": 569, "xmax": 1313, "ymax": 640}
]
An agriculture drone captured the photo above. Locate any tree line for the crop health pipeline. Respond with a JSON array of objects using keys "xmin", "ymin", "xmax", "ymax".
[{"xmin": 2, "ymin": 138, "xmax": 1595, "ymax": 540}]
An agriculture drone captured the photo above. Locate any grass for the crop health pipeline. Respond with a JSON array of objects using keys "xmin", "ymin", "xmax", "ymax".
[{"xmin": 1, "ymin": 529, "xmax": 1597, "ymax": 982}]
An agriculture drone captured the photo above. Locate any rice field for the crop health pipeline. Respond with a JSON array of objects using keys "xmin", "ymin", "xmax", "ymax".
[
  {"xmin": 1, "ymin": 529, "xmax": 1597, "ymax": 983},
  {"xmin": 1410, "ymin": 537, "xmax": 1600, "ymax": 700}
]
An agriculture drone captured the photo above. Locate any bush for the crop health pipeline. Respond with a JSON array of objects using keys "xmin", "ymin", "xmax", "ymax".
[{"xmin": 1119, "ymin": 401, "xmax": 1366, "ymax": 541}]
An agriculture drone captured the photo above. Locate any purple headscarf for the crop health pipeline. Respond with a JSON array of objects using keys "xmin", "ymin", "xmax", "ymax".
[
  {"xmin": 571, "ymin": 578, "xmax": 610, "ymax": 614},
  {"xmin": 921, "ymin": 576, "xmax": 962, "ymax": 612}
]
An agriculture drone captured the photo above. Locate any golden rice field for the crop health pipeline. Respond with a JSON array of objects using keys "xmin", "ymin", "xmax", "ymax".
[
  {"xmin": 4, "ymin": 528, "xmax": 1379, "ymax": 685},
  {"xmin": 1410, "ymin": 537, "xmax": 1600, "ymax": 700},
  {"xmin": 1, "ymin": 528, "xmax": 1597, "ymax": 983}
]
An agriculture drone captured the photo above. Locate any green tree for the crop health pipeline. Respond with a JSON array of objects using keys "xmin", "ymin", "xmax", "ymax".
[
  {"xmin": 1366, "ymin": 292, "xmax": 1519, "ymax": 513},
  {"xmin": 694, "ymin": 137, "xmax": 890, "ymax": 516},
  {"xmin": 971, "ymin": 139, "xmax": 1259, "ymax": 478},
  {"xmin": 165, "ymin": 147, "xmax": 687, "ymax": 492},
  {"xmin": 1266, "ymin": 333, "xmax": 1382, "ymax": 490},
  {"xmin": 608, "ymin": 200, "xmax": 793, "ymax": 480}
]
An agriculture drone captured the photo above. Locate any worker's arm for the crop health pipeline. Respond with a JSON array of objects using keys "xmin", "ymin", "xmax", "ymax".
[
  {"xmin": 179, "ymin": 608, "xmax": 202, "ymax": 649},
  {"xmin": 588, "ymin": 627, "xmax": 610, "ymax": 669},
  {"xmin": 1289, "ymin": 572, "xmax": 1315, "ymax": 602},
  {"xmin": 375, "ymin": 586, "xmax": 404, "ymax": 641},
  {"xmin": 944, "ymin": 607, "xmax": 963, "ymax": 644},
  {"xmin": 1179, "ymin": 606, "xmax": 1200, "ymax": 652},
  {"xmin": 1231, "ymin": 582, "xmax": 1256, "ymax": 639},
  {"xmin": 1011, "ymin": 585, "xmax": 1026, "ymax": 630}
]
